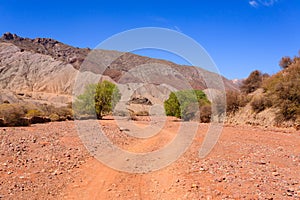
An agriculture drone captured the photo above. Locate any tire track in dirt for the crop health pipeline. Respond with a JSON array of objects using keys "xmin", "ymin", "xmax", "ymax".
[
  {"xmin": 63, "ymin": 118, "xmax": 185, "ymax": 199},
  {"xmin": 63, "ymin": 120, "xmax": 300, "ymax": 199}
]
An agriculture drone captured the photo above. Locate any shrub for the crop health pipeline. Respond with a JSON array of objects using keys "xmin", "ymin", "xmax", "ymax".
[
  {"xmin": 226, "ymin": 91, "xmax": 248, "ymax": 114},
  {"xmin": 250, "ymin": 96, "xmax": 272, "ymax": 113},
  {"xmin": 55, "ymin": 107, "xmax": 73, "ymax": 118},
  {"xmin": 0, "ymin": 102, "xmax": 75, "ymax": 126},
  {"xmin": 49, "ymin": 113, "xmax": 60, "ymax": 121},
  {"xmin": 279, "ymin": 56, "xmax": 293, "ymax": 69},
  {"xmin": 30, "ymin": 116, "xmax": 50, "ymax": 124},
  {"xmin": 0, "ymin": 104, "xmax": 29, "ymax": 126},
  {"xmin": 200, "ymin": 105, "xmax": 212, "ymax": 123},
  {"xmin": 25, "ymin": 109, "xmax": 44, "ymax": 118},
  {"xmin": 164, "ymin": 90, "xmax": 210, "ymax": 121},
  {"xmin": 240, "ymin": 70, "xmax": 263, "ymax": 94},
  {"xmin": 263, "ymin": 58, "xmax": 300, "ymax": 122},
  {"xmin": 74, "ymin": 81, "xmax": 121, "ymax": 119}
]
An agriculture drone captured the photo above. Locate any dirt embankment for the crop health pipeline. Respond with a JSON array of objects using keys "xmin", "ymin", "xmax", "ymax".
[{"xmin": 0, "ymin": 117, "xmax": 300, "ymax": 199}]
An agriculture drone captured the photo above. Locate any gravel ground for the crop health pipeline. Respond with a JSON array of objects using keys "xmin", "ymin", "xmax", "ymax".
[
  {"xmin": 0, "ymin": 119, "xmax": 300, "ymax": 199},
  {"xmin": 0, "ymin": 121, "xmax": 89, "ymax": 200}
]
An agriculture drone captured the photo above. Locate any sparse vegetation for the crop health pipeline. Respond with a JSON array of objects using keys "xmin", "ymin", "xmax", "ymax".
[
  {"xmin": 279, "ymin": 56, "xmax": 293, "ymax": 69},
  {"xmin": 164, "ymin": 90, "xmax": 211, "ymax": 122},
  {"xmin": 25, "ymin": 109, "xmax": 44, "ymax": 118},
  {"xmin": 49, "ymin": 113, "xmax": 60, "ymax": 121},
  {"xmin": 263, "ymin": 58, "xmax": 300, "ymax": 123},
  {"xmin": 0, "ymin": 104, "xmax": 28, "ymax": 126},
  {"xmin": 250, "ymin": 96, "xmax": 272, "ymax": 113},
  {"xmin": 0, "ymin": 102, "xmax": 75, "ymax": 127},
  {"xmin": 226, "ymin": 91, "xmax": 248, "ymax": 114},
  {"xmin": 74, "ymin": 81, "xmax": 121, "ymax": 119},
  {"xmin": 199, "ymin": 105, "xmax": 212, "ymax": 123},
  {"xmin": 240, "ymin": 70, "xmax": 263, "ymax": 94},
  {"xmin": 229, "ymin": 50, "xmax": 300, "ymax": 128}
]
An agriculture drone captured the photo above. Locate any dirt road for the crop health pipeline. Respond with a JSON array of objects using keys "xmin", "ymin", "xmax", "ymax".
[{"xmin": 1, "ymin": 117, "xmax": 300, "ymax": 199}]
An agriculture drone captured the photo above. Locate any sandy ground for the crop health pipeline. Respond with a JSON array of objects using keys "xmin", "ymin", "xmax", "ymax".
[{"xmin": 0, "ymin": 117, "xmax": 300, "ymax": 199}]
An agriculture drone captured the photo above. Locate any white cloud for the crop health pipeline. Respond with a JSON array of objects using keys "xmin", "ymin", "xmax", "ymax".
[
  {"xmin": 260, "ymin": 0, "xmax": 278, "ymax": 6},
  {"xmin": 249, "ymin": 0, "xmax": 279, "ymax": 7},
  {"xmin": 249, "ymin": 0, "xmax": 259, "ymax": 7}
]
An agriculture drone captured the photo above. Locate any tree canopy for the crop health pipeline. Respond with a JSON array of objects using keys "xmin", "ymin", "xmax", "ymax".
[
  {"xmin": 74, "ymin": 81, "xmax": 120, "ymax": 119},
  {"xmin": 164, "ymin": 90, "xmax": 210, "ymax": 121}
]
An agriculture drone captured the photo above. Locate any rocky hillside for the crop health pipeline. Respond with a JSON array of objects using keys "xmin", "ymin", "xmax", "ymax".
[
  {"xmin": 226, "ymin": 56, "xmax": 300, "ymax": 129},
  {"xmin": 0, "ymin": 32, "xmax": 238, "ymax": 110}
]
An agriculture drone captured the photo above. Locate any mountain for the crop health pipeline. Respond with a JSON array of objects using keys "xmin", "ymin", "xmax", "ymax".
[
  {"xmin": 0, "ymin": 32, "xmax": 239, "ymax": 113},
  {"xmin": 231, "ymin": 78, "xmax": 244, "ymax": 87}
]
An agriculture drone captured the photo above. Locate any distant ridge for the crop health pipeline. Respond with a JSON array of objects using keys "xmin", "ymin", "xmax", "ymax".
[
  {"xmin": 0, "ymin": 32, "xmax": 239, "ymax": 90},
  {"xmin": 0, "ymin": 32, "xmax": 239, "ymax": 111}
]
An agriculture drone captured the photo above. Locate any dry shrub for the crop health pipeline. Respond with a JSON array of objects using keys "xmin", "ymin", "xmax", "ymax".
[
  {"xmin": 279, "ymin": 56, "xmax": 293, "ymax": 69},
  {"xmin": 0, "ymin": 104, "xmax": 29, "ymax": 126},
  {"xmin": 0, "ymin": 102, "xmax": 75, "ymax": 126},
  {"xmin": 240, "ymin": 70, "xmax": 263, "ymax": 94},
  {"xmin": 250, "ymin": 96, "xmax": 272, "ymax": 113},
  {"xmin": 40, "ymin": 104, "xmax": 74, "ymax": 121},
  {"xmin": 55, "ymin": 107, "xmax": 73, "ymax": 118},
  {"xmin": 226, "ymin": 91, "xmax": 248, "ymax": 114},
  {"xmin": 30, "ymin": 116, "xmax": 50, "ymax": 124},
  {"xmin": 200, "ymin": 105, "xmax": 212, "ymax": 123},
  {"xmin": 263, "ymin": 59, "xmax": 300, "ymax": 123}
]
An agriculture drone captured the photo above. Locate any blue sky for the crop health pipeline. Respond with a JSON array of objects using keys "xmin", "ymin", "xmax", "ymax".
[{"xmin": 0, "ymin": 0, "xmax": 299, "ymax": 79}]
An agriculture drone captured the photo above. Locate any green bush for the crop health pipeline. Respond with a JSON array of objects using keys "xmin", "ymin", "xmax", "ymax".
[
  {"xmin": 164, "ymin": 92, "xmax": 181, "ymax": 118},
  {"xmin": 164, "ymin": 90, "xmax": 210, "ymax": 121},
  {"xmin": 49, "ymin": 113, "xmax": 60, "ymax": 121},
  {"xmin": 25, "ymin": 109, "xmax": 44, "ymax": 118},
  {"xmin": 74, "ymin": 81, "xmax": 121, "ymax": 119}
]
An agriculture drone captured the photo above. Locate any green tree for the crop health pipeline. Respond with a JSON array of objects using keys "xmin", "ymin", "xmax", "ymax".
[
  {"xmin": 74, "ymin": 81, "xmax": 121, "ymax": 119},
  {"xmin": 164, "ymin": 90, "xmax": 210, "ymax": 121},
  {"xmin": 164, "ymin": 92, "xmax": 181, "ymax": 118}
]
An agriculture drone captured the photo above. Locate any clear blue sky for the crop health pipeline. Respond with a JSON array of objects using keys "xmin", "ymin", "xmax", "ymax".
[{"xmin": 0, "ymin": 0, "xmax": 299, "ymax": 79}]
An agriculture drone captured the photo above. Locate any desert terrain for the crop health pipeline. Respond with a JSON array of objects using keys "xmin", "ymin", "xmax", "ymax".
[
  {"xmin": 1, "ymin": 117, "xmax": 299, "ymax": 200},
  {"xmin": 1, "ymin": 0, "xmax": 300, "ymax": 199}
]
